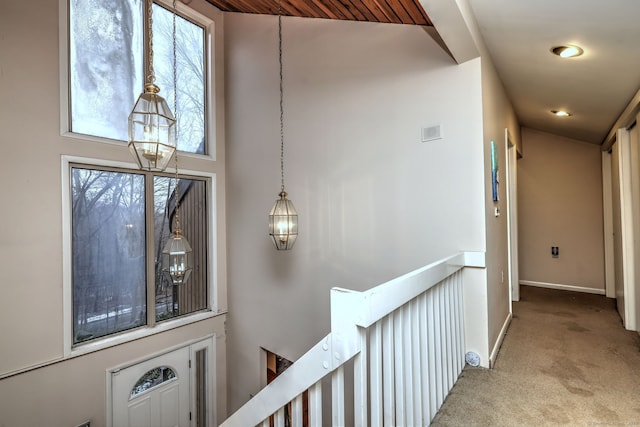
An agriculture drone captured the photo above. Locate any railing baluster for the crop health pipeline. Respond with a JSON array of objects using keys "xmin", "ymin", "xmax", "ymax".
[
  {"xmin": 418, "ymin": 292, "xmax": 431, "ymax": 424},
  {"xmin": 309, "ymin": 381, "xmax": 322, "ymax": 427},
  {"xmin": 274, "ymin": 407, "xmax": 285, "ymax": 427},
  {"xmin": 402, "ymin": 303, "xmax": 414, "ymax": 427},
  {"xmin": 382, "ymin": 315, "xmax": 395, "ymax": 426},
  {"xmin": 457, "ymin": 272, "xmax": 466, "ymax": 371},
  {"xmin": 332, "ymin": 365, "xmax": 345, "ymax": 426},
  {"xmin": 426, "ymin": 287, "xmax": 438, "ymax": 421},
  {"xmin": 434, "ymin": 284, "xmax": 445, "ymax": 408},
  {"xmin": 292, "ymin": 394, "xmax": 303, "ymax": 426},
  {"xmin": 393, "ymin": 309, "xmax": 406, "ymax": 426},
  {"xmin": 370, "ymin": 322, "xmax": 383, "ymax": 427},
  {"xmin": 410, "ymin": 298, "xmax": 423, "ymax": 424},
  {"xmin": 453, "ymin": 271, "xmax": 463, "ymax": 375},
  {"xmin": 445, "ymin": 276, "xmax": 454, "ymax": 392},
  {"xmin": 354, "ymin": 328, "xmax": 368, "ymax": 426}
]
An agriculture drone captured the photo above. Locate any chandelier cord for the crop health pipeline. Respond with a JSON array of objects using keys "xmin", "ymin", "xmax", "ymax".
[
  {"xmin": 172, "ymin": 0, "xmax": 182, "ymax": 232},
  {"xmin": 146, "ymin": 0, "xmax": 156, "ymax": 84},
  {"xmin": 278, "ymin": 1, "xmax": 285, "ymax": 193}
]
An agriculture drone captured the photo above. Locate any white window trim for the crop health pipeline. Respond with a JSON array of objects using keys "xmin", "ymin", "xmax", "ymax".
[
  {"xmin": 62, "ymin": 155, "xmax": 220, "ymax": 358},
  {"xmin": 58, "ymin": 0, "xmax": 217, "ymax": 162}
]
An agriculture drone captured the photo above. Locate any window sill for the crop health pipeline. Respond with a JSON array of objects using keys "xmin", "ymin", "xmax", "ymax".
[{"xmin": 66, "ymin": 309, "xmax": 228, "ymax": 358}]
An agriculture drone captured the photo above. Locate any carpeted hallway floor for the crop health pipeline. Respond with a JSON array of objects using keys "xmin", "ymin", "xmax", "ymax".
[{"xmin": 431, "ymin": 285, "xmax": 640, "ymax": 426}]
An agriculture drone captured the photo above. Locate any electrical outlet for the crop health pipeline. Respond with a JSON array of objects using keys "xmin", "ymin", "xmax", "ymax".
[{"xmin": 551, "ymin": 246, "xmax": 559, "ymax": 258}]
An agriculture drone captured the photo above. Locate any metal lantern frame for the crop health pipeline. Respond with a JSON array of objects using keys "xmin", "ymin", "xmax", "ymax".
[
  {"xmin": 128, "ymin": 0, "xmax": 176, "ymax": 172},
  {"xmin": 268, "ymin": 8, "xmax": 299, "ymax": 251}
]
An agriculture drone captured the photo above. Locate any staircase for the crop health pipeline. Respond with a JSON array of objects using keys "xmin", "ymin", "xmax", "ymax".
[{"xmin": 220, "ymin": 252, "xmax": 485, "ymax": 426}]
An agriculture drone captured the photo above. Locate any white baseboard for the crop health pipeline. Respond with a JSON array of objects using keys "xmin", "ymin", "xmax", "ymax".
[
  {"xmin": 489, "ymin": 312, "xmax": 512, "ymax": 369},
  {"xmin": 519, "ymin": 280, "xmax": 605, "ymax": 295}
]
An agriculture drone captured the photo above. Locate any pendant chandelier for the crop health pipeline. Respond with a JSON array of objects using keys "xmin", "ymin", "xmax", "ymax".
[
  {"xmin": 160, "ymin": 0, "xmax": 193, "ymax": 285},
  {"xmin": 268, "ymin": 6, "xmax": 298, "ymax": 251},
  {"xmin": 128, "ymin": 0, "xmax": 176, "ymax": 172}
]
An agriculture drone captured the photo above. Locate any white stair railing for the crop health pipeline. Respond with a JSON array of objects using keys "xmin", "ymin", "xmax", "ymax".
[{"xmin": 220, "ymin": 252, "xmax": 485, "ymax": 427}]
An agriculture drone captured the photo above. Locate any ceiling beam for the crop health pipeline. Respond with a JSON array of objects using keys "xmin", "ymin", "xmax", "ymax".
[{"xmin": 417, "ymin": 0, "xmax": 479, "ymax": 64}]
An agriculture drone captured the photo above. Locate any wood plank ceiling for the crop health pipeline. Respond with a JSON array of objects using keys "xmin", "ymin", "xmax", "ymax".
[{"xmin": 204, "ymin": 0, "xmax": 433, "ymax": 26}]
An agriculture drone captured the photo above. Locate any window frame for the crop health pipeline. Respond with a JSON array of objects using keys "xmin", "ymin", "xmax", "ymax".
[
  {"xmin": 62, "ymin": 155, "xmax": 219, "ymax": 357},
  {"xmin": 59, "ymin": 0, "xmax": 217, "ymax": 161}
]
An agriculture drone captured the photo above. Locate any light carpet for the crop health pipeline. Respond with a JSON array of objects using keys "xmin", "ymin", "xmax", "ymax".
[{"xmin": 431, "ymin": 285, "xmax": 640, "ymax": 426}]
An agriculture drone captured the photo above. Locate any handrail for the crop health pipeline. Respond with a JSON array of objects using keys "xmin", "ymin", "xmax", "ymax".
[{"xmin": 220, "ymin": 251, "xmax": 485, "ymax": 426}]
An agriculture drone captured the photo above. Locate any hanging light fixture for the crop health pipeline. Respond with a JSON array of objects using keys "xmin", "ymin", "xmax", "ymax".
[
  {"xmin": 162, "ymin": 0, "xmax": 193, "ymax": 285},
  {"xmin": 268, "ymin": 4, "xmax": 298, "ymax": 251},
  {"xmin": 128, "ymin": 0, "xmax": 176, "ymax": 171}
]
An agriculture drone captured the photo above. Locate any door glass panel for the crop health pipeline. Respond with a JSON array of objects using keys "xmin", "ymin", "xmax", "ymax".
[
  {"xmin": 195, "ymin": 349, "xmax": 207, "ymax": 426},
  {"xmin": 130, "ymin": 366, "xmax": 177, "ymax": 399}
]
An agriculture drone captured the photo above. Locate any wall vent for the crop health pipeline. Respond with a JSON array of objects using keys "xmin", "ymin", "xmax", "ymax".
[{"xmin": 421, "ymin": 124, "xmax": 443, "ymax": 142}]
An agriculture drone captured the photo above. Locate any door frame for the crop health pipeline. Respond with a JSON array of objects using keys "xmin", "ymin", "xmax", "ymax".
[
  {"xmin": 602, "ymin": 149, "xmax": 616, "ymax": 298},
  {"xmin": 614, "ymin": 128, "xmax": 637, "ymax": 330},
  {"xmin": 505, "ymin": 128, "xmax": 519, "ymax": 304}
]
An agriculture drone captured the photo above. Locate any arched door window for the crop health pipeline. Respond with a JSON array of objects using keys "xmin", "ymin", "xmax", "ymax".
[{"xmin": 130, "ymin": 366, "xmax": 177, "ymax": 399}]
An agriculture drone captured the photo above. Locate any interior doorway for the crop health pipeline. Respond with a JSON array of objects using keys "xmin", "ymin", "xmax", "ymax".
[{"xmin": 264, "ymin": 349, "xmax": 309, "ymax": 427}]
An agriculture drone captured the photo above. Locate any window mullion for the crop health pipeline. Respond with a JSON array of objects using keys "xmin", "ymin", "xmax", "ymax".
[{"xmin": 145, "ymin": 171, "xmax": 157, "ymax": 327}]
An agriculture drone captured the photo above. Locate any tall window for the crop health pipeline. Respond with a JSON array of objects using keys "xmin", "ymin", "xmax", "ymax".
[
  {"xmin": 71, "ymin": 165, "xmax": 209, "ymax": 344},
  {"xmin": 69, "ymin": 0, "xmax": 207, "ymax": 154}
]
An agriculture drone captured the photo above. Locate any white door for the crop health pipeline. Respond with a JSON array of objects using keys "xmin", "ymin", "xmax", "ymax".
[{"xmin": 112, "ymin": 346, "xmax": 191, "ymax": 427}]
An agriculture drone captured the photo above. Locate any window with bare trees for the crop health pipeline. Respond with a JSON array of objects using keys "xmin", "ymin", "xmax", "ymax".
[
  {"xmin": 71, "ymin": 165, "xmax": 209, "ymax": 344},
  {"xmin": 69, "ymin": 0, "xmax": 208, "ymax": 155}
]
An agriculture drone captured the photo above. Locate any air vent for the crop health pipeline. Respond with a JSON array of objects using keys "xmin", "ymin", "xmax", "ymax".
[{"xmin": 421, "ymin": 125, "xmax": 443, "ymax": 142}]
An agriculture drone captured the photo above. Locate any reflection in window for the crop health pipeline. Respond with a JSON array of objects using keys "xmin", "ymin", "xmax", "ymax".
[
  {"xmin": 69, "ymin": 0, "xmax": 207, "ymax": 154},
  {"xmin": 72, "ymin": 168, "xmax": 146, "ymax": 343},
  {"xmin": 130, "ymin": 366, "xmax": 176, "ymax": 399},
  {"xmin": 152, "ymin": 3, "xmax": 206, "ymax": 154},
  {"xmin": 69, "ymin": 0, "xmax": 143, "ymax": 142},
  {"xmin": 154, "ymin": 177, "xmax": 208, "ymax": 321},
  {"xmin": 71, "ymin": 165, "xmax": 211, "ymax": 344}
]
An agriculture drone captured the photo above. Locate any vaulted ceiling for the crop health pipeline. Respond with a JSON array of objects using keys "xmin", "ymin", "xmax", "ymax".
[{"xmin": 205, "ymin": 0, "xmax": 640, "ymax": 146}]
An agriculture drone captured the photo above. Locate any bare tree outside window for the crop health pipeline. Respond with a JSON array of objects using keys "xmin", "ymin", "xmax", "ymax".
[
  {"xmin": 71, "ymin": 166, "xmax": 209, "ymax": 344},
  {"xmin": 70, "ymin": 0, "xmax": 143, "ymax": 142},
  {"xmin": 69, "ymin": 0, "xmax": 207, "ymax": 154},
  {"xmin": 153, "ymin": 3, "xmax": 206, "ymax": 154},
  {"xmin": 72, "ymin": 168, "xmax": 146, "ymax": 343}
]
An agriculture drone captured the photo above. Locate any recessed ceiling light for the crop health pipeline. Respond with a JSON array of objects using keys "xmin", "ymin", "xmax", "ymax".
[
  {"xmin": 551, "ymin": 45, "xmax": 584, "ymax": 58},
  {"xmin": 551, "ymin": 110, "xmax": 571, "ymax": 117}
]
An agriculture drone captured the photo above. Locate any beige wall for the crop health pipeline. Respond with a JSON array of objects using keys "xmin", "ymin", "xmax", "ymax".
[
  {"xmin": 224, "ymin": 12, "xmax": 488, "ymax": 412},
  {"xmin": 518, "ymin": 128, "xmax": 605, "ymax": 290},
  {"xmin": 480, "ymin": 56, "xmax": 521, "ymax": 357},
  {"xmin": 445, "ymin": 0, "xmax": 521, "ymax": 365},
  {"xmin": 0, "ymin": 0, "xmax": 228, "ymax": 425}
]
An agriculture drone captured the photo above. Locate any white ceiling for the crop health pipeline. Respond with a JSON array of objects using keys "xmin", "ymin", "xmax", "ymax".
[{"xmin": 467, "ymin": 0, "xmax": 640, "ymax": 144}]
